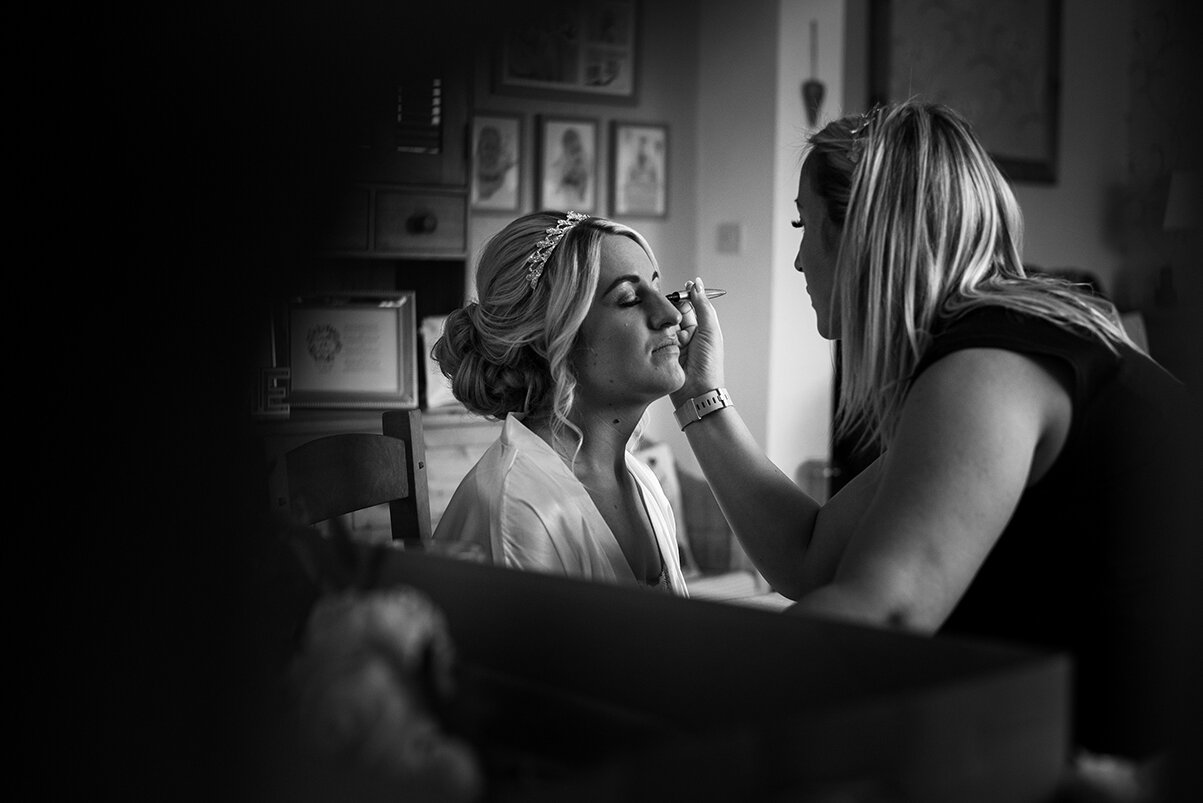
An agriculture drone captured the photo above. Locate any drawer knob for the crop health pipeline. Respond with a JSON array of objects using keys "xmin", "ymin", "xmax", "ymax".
[{"xmin": 407, "ymin": 211, "xmax": 439, "ymax": 234}]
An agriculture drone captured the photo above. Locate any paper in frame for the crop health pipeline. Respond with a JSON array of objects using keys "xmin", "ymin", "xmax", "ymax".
[
  {"xmin": 610, "ymin": 121, "xmax": 668, "ymax": 218},
  {"xmin": 285, "ymin": 292, "xmax": 418, "ymax": 410},
  {"xmin": 495, "ymin": 1, "xmax": 639, "ymax": 103},
  {"xmin": 470, "ymin": 113, "xmax": 522, "ymax": 212},
  {"xmin": 868, "ymin": 0, "xmax": 1061, "ymax": 183},
  {"xmin": 537, "ymin": 116, "xmax": 599, "ymax": 213}
]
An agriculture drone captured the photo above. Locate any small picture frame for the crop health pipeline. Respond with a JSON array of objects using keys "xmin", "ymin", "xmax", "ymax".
[
  {"xmin": 282, "ymin": 292, "xmax": 418, "ymax": 410},
  {"xmin": 469, "ymin": 113, "xmax": 522, "ymax": 212},
  {"xmin": 610, "ymin": 121, "xmax": 668, "ymax": 218},
  {"xmin": 537, "ymin": 116, "xmax": 599, "ymax": 213}
]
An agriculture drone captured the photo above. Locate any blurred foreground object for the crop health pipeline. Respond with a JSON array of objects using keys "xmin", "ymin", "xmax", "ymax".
[{"xmin": 286, "ymin": 587, "xmax": 483, "ymax": 803}]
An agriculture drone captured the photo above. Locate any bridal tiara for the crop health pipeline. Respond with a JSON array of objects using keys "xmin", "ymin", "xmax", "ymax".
[{"xmin": 526, "ymin": 211, "xmax": 588, "ymax": 290}]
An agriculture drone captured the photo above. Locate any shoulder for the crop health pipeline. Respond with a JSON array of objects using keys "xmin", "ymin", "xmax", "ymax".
[
  {"xmin": 917, "ymin": 304, "xmax": 1119, "ymax": 398},
  {"xmin": 905, "ymin": 346, "xmax": 1073, "ymax": 485}
]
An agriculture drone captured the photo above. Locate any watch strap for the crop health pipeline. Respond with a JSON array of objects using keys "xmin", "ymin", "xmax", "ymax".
[{"xmin": 674, "ymin": 388, "xmax": 733, "ymax": 430}]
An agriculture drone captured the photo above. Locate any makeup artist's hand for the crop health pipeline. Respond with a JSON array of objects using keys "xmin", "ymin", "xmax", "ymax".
[{"xmin": 670, "ymin": 277, "xmax": 725, "ymax": 408}]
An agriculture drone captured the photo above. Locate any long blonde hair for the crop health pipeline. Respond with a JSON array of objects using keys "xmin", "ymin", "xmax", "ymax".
[
  {"xmin": 434, "ymin": 211, "xmax": 657, "ymax": 455},
  {"xmin": 805, "ymin": 101, "xmax": 1133, "ymax": 450}
]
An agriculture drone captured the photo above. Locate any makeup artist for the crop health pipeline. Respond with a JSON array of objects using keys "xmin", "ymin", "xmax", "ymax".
[{"xmin": 669, "ymin": 101, "xmax": 1197, "ymax": 765}]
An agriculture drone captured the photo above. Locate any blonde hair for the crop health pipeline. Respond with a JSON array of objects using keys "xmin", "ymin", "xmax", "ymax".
[
  {"xmin": 434, "ymin": 211, "xmax": 657, "ymax": 455},
  {"xmin": 805, "ymin": 101, "xmax": 1133, "ymax": 450}
]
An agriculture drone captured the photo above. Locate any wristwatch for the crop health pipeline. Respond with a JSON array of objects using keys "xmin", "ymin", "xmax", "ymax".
[{"xmin": 674, "ymin": 387, "xmax": 733, "ymax": 430}]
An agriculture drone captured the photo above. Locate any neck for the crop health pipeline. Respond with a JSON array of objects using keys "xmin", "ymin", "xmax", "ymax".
[{"xmin": 531, "ymin": 403, "xmax": 646, "ymax": 479}]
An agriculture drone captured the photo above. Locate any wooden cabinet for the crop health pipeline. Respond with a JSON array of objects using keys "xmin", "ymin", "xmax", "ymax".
[
  {"xmin": 313, "ymin": 62, "xmax": 470, "ymax": 259},
  {"xmin": 317, "ymin": 185, "xmax": 467, "ymax": 258}
]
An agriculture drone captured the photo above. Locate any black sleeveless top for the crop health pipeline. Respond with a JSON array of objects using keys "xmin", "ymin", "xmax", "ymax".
[{"xmin": 912, "ymin": 306, "xmax": 1195, "ymax": 758}]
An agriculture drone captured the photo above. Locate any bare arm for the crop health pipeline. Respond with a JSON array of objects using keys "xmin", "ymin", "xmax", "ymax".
[
  {"xmin": 788, "ymin": 347, "xmax": 1072, "ymax": 631},
  {"xmin": 672, "ymin": 279, "xmax": 883, "ymax": 597}
]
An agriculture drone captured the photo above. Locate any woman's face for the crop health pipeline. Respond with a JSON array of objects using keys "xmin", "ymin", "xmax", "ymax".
[
  {"xmin": 574, "ymin": 235, "xmax": 685, "ymax": 412},
  {"xmin": 794, "ymin": 165, "xmax": 840, "ymax": 339}
]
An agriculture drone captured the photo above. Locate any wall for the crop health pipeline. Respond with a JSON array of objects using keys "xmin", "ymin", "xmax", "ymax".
[
  {"xmin": 767, "ymin": 0, "xmax": 845, "ymax": 483},
  {"xmin": 1010, "ymin": 0, "xmax": 1132, "ymax": 295},
  {"xmin": 686, "ymin": 1, "xmax": 781, "ymax": 476}
]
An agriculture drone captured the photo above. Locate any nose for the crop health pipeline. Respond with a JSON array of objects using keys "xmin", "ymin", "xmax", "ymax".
[
  {"xmin": 794, "ymin": 244, "xmax": 805, "ymax": 273},
  {"xmin": 652, "ymin": 293, "xmax": 683, "ymax": 329}
]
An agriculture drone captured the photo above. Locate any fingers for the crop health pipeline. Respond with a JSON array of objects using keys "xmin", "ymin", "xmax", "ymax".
[{"xmin": 688, "ymin": 277, "xmax": 715, "ymax": 322}]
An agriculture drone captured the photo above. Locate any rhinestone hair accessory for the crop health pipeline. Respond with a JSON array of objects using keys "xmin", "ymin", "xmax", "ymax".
[
  {"xmin": 847, "ymin": 105, "xmax": 884, "ymax": 165},
  {"xmin": 525, "ymin": 211, "xmax": 588, "ymax": 290}
]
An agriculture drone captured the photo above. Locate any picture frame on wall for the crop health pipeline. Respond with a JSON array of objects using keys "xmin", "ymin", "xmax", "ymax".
[
  {"xmin": 537, "ymin": 116, "xmax": 599, "ymax": 213},
  {"xmin": 495, "ymin": 0, "xmax": 639, "ymax": 103},
  {"xmin": 868, "ymin": 0, "xmax": 1062, "ymax": 183},
  {"xmin": 610, "ymin": 121, "xmax": 668, "ymax": 218},
  {"xmin": 281, "ymin": 292, "xmax": 418, "ymax": 410},
  {"xmin": 469, "ymin": 113, "xmax": 522, "ymax": 212}
]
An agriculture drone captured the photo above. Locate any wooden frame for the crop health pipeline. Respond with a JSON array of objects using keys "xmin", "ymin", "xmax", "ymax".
[
  {"xmin": 610, "ymin": 121, "xmax": 668, "ymax": 218},
  {"xmin": 537, "ymin": 116, "xmax": 599, "ymax": 213},
  {"xmin": 282, "ymin": 292, "xmax": 418, "ymax": 410},
  {"xmin": 469, "ymin": 113, "xmax": 523, "ymax": 212},
  {"xmin": 869, "ymin": 0, "xmax": 1062, "ymax": 183},
  {"xmin": 494, "ymin": 0, "xmax": 639, "ymax": 103}
]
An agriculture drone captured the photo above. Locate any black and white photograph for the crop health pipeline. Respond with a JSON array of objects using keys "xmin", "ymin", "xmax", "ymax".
[
  {"xmin": 538, "ymin": 116, "xmax": 599, "ymax": 212},
  {"xmin": 100, "ymin": 2, "xmax": 1203, "ymax": 801},
  {"xmin": 610, "ymin": 121, "xmax": 668, "ymax": 217},
  {"xmin": 495, "ymin": 0, "xmax": 638, "ymax": 102},
  {"xmin": 469, "ymin": 113, "xmax": 522, "ymax": 211}
]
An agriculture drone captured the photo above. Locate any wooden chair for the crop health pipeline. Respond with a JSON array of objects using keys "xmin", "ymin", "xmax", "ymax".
[{"xmin": 280, "ymin": 409, "xmax": 432, "ymax": 550}]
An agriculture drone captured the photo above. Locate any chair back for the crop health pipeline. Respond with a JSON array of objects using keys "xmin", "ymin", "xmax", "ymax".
[{"xmin": 281, "ymin": 409, "xmax": 432, "ymax": 549}]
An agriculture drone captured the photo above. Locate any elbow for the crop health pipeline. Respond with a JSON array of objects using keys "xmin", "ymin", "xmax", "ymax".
[{"xmin": 792, "ymin": 579, "xmax": 944, "ymax": 634}]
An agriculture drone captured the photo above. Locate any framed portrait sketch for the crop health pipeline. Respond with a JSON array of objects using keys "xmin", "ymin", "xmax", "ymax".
[
  {"xmin": 495, "ymin": 0, "xmax": 638, "ymax": 103},
  {"xmin": 537, "ymin": 116, "xmax": 599, "ymax": 213},
  {"xmin": 281, "ymin": 292, "xmax": 418, "ymax": 410},
  {"xmin": 869, "ymin": 0, "xmax": 1062, "ymax": 183},
  {"xmin": 469, "ymin": 113, "xmax": 522, "ymax": 212},
  {"xmin": 610, "ymin": 121, "xmax": 667, "ymax": 218}
]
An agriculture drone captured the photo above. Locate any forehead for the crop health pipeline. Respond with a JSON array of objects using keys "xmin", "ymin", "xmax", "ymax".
[
  {"xmin": 796, "ymin": 162, "xmax": 831, "ymax": 221},
  {"xmin": 598, "ymin": 234, "xmax": 654, "ymax": 279},
  {"xmin": 796, "ymin": 161, "xmax": 817, "ymax": 205}
]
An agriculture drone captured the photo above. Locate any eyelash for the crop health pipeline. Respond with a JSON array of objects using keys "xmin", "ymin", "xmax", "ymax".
[{"xmin": 791, "ymin": 218, "xmax": 805, "ymax": 230}]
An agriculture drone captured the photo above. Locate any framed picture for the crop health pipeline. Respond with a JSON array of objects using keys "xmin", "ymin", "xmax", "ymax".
[
  {"xmin": 282, "ymin": 292, "xmax": 418, "ymax": 410},
  {"xmin": 537, "ymin": 116, "xmax": 599, "ymax": 213},
  {"xmin": 869, "ymin": 0, "xmax": 1062, "ymax": 183},
  {"xmin": 469, "ymin": 113, "xmax": 522, "ymax": 212},
  {"xmin": 495, "ymin": 0, "xmax": 639, "ymax": 103},
  {"xmin": 610, "ymin": 121, "xmax": 667, "ymax": 218}
]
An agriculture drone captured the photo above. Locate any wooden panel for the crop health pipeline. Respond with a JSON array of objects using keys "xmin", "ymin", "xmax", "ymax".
[
  {"xmin": 374, "ymin": 190, "xmax": 466, "ymax": 255},
  {"xmin": 314, "ymin": 186, "xmax": 370, "ymax": 252},
  {"xmin": 271, "ymin": 546, "xmax": 1071, "ymax": 802}
]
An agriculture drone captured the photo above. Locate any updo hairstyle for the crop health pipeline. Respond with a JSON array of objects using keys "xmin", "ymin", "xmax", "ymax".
[{"xmin": 433, "ymin": 211, "xmax": 657, "ymax": 448}]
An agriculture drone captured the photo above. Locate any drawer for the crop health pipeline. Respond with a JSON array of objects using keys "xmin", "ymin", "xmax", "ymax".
[{"xmin": 374, "ymin": 190, "xmax": 466, "ymax": 255}]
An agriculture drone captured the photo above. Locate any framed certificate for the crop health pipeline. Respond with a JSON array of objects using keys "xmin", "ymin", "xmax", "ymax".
[{"xmin": 283, "ymin": 292, "xmax": 418, "ymax": 410}]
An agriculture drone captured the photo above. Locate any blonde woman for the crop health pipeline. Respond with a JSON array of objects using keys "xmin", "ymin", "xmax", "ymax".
[
  {"xmin": 432, "ymin": 211, "xmax": 690, "ymax": 596},
  {"xmin": 673, "ymin": 102, "xmax": 1194, "ymax": 760}
]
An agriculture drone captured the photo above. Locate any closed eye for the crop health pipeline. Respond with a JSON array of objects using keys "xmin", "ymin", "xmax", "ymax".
[{"xmin": 791, "ymin": 218, "xmax": 804, "ymax": 230}]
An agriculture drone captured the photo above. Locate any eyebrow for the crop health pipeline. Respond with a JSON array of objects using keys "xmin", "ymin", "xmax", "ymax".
[{"xmin": 603, "ymin": 270, "xmax": 659, "ymax": 295}]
